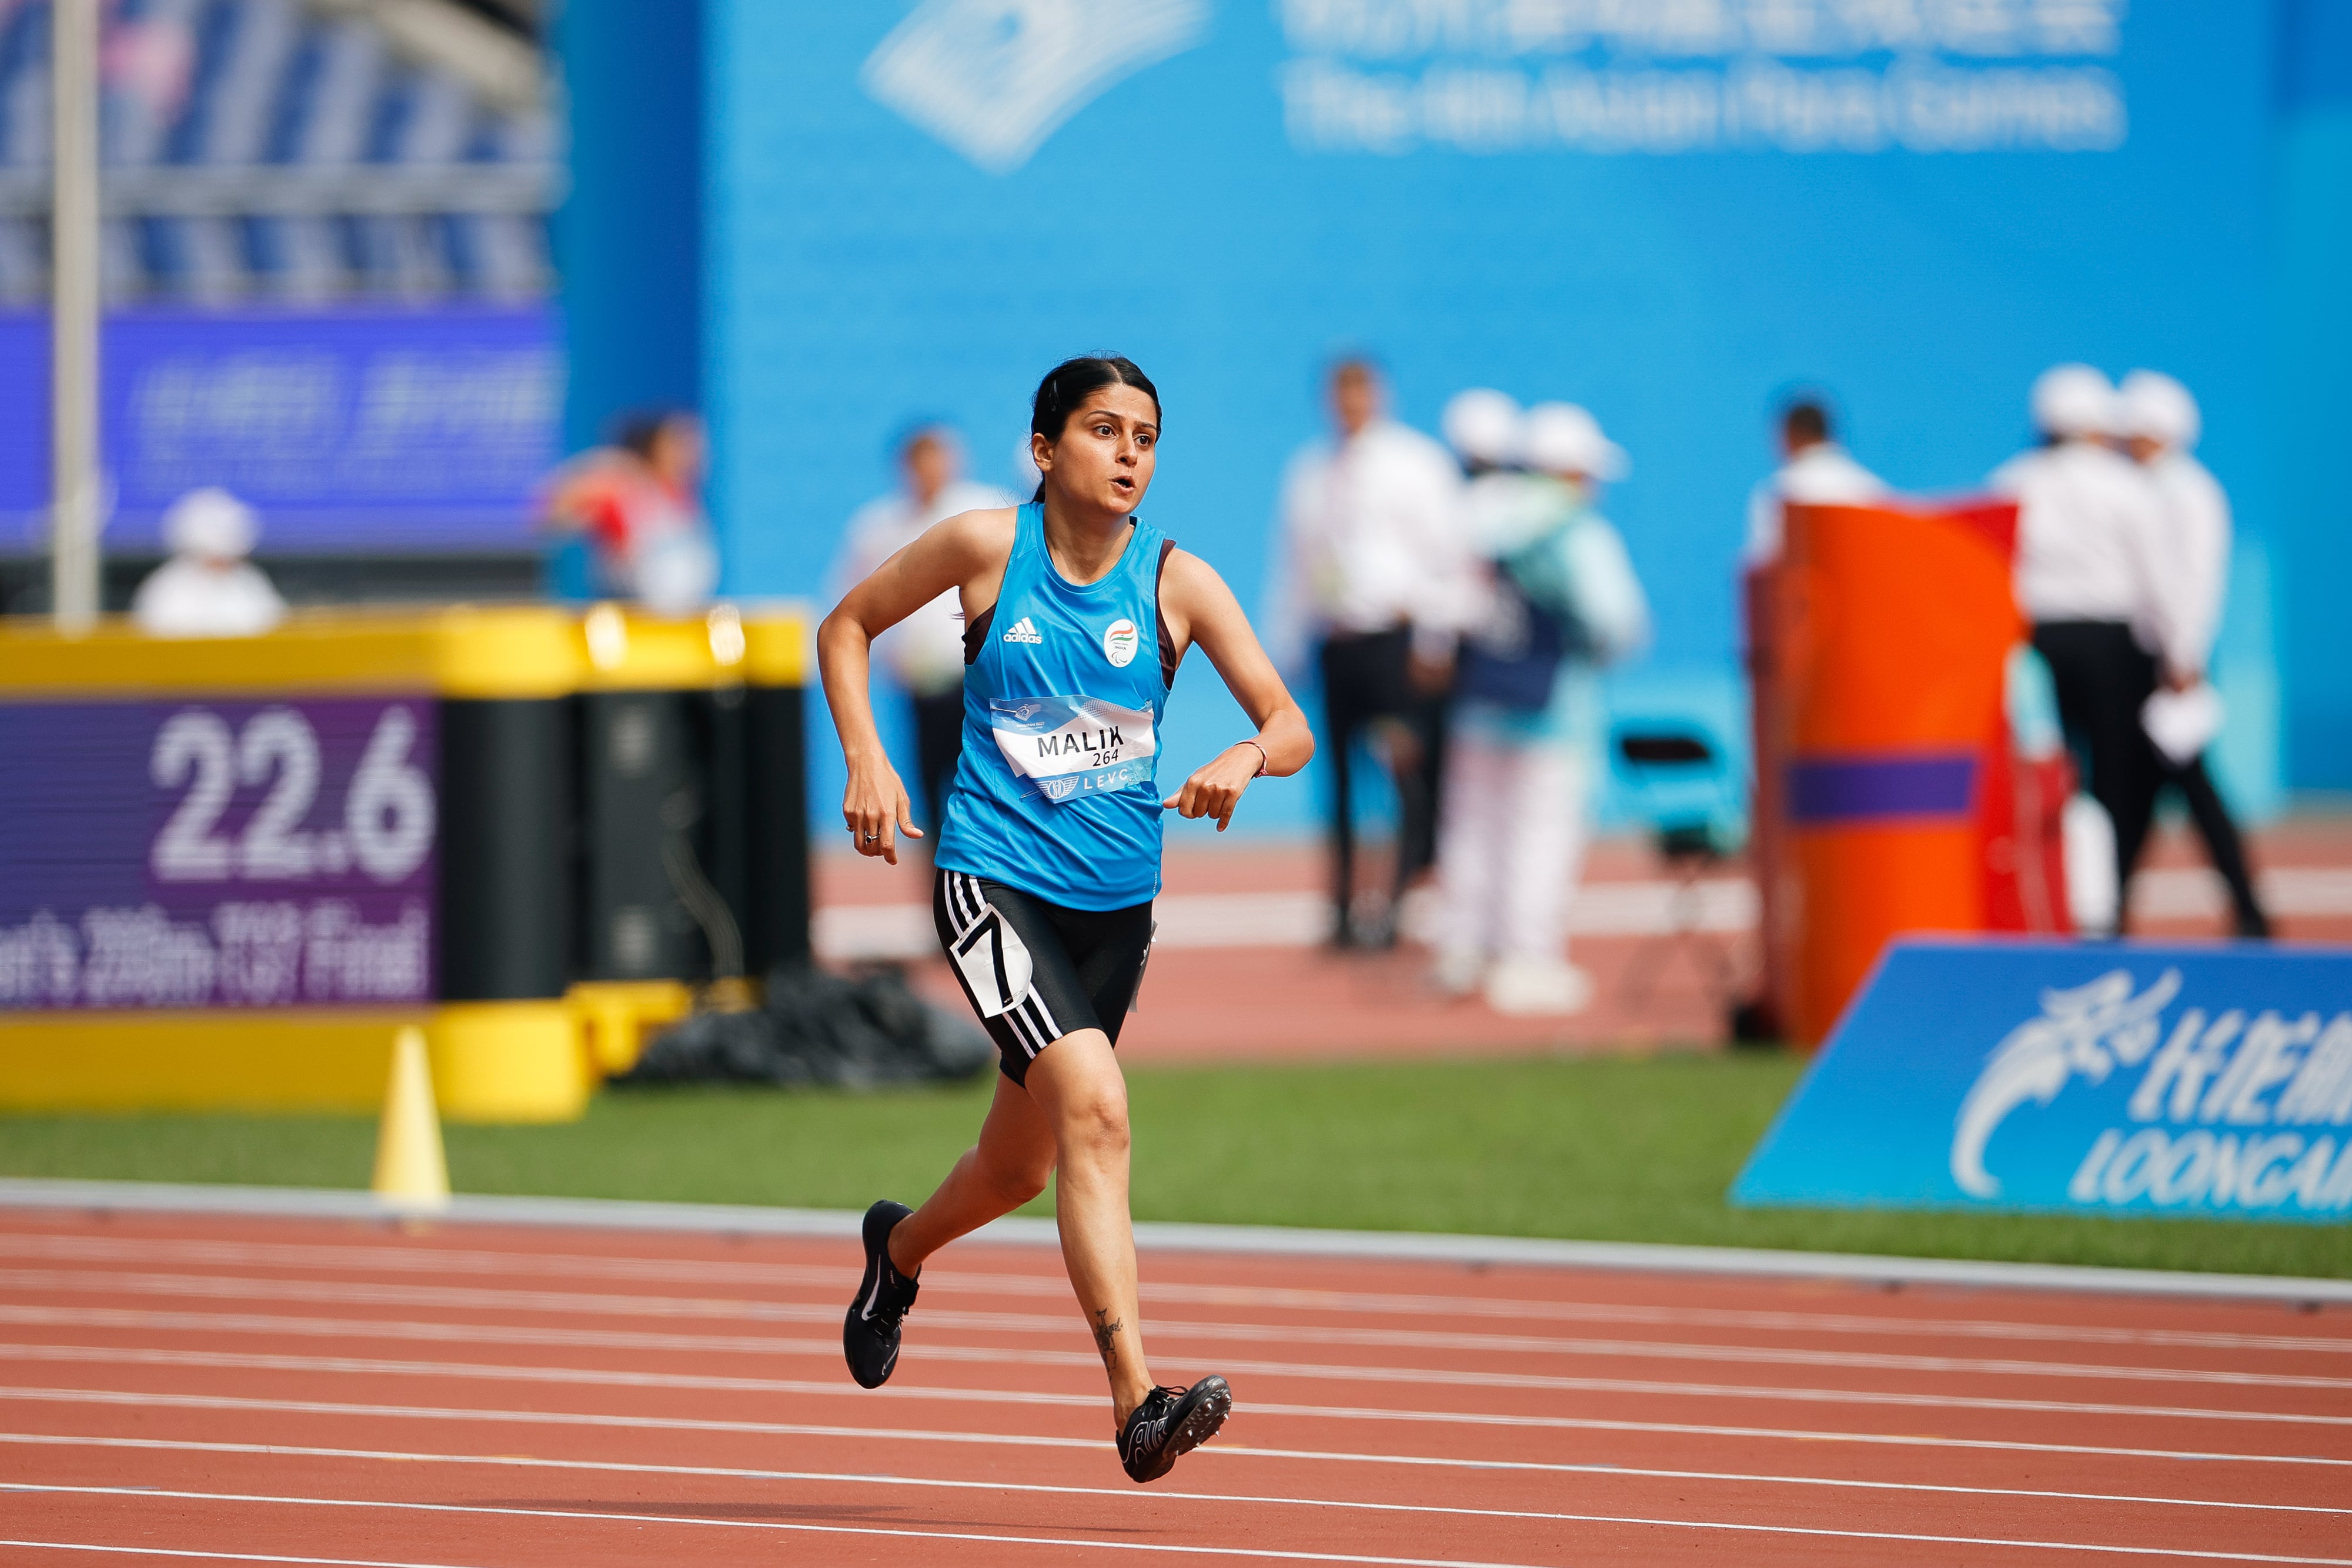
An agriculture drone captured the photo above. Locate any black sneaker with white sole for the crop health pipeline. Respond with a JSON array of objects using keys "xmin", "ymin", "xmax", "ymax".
[
  {"xmin": 1118, "ymin": 1375, "xmax": 1232, "ymax": 1484},
  {"xmin": 843, "ymin": 1199, "xmax": 918, "ymax": 1389}
]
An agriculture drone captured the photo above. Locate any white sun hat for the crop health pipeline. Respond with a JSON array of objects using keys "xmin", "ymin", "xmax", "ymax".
[
  {"xmin": 162, "ymin": 487, "xmax": 259, "ymax": 560},
  {"xmin": 2118, "ymin": 369, "xmax": 2200, "ymax": 449},
  {"xmin": 1521, "ymin": 402, "xmax": 1629, "ymax": 482},
  {"xmin": 2030, "ymin": 363, "xmax": 2120, "ymax": 440},
  {"xmin": 1441, "ymin": 387, "xmax": 1523, "ymax": 467}
]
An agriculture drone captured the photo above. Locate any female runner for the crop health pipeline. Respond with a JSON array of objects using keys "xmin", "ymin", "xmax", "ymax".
[{"xmin": 818, "ymin": 355, "xmax": 1312, "ymax": 1483}]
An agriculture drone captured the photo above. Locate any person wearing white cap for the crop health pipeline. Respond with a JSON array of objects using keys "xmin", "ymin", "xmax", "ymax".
[
  {"xmin": 1435, "ymin": 402, "xmax": 1649, "ymax": 1014},
  {"xmin": 1271, "ymin": 356, "xmax": 1474, "ymax": 948},
  {"xmin": 1443, "ymin": 386, "xmax": 1530, "ymax": 612},
  {"xmin": 1989, "ymin": 363, "xmax": 2173, "ymax": 932},
  {"xmin": 1442, "ymin": 387, "xmax": 1522, "ymax": 478},
  {"xmin": 2118, "ymin": 369, "xmax": 2269, "ymax": 938},
  {"xmin": 1742, "ymin": 394, "xmax": 1888, "ymax": 566},
  {"xmin": 131, "ymin": 487, "xmax": 288, "ymax": 639}
]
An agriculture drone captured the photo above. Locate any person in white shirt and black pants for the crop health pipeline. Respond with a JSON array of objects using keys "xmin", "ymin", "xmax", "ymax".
[
  {"xmin": 833, "ymin": 424, "xmax": 1016, "ymax": 837},
  {"xmin": 1272, "ymin": 358, "xmax": 1474, "ymax": 948},
  {"xmin": 1992, "ymin": 364, "xmax": 2176, "ymax": 934},
  {"xmin": 2119, "ymin": 370, "xmax": 2269, "ymax": 938},
  {"xmin": 1743, "ymin": 396, "xmax": 1888, "ymax": 567}
]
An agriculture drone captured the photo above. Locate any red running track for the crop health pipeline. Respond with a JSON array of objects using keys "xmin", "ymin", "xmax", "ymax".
[{"xmin": 0, "ymin": 1205, "xmax": 2347, "ymax": 1566}]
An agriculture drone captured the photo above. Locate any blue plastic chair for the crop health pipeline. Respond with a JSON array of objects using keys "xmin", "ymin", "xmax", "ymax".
[{"xmin": 1609, "ymin": 720, "xmax": 1747, "ymax": 1009}]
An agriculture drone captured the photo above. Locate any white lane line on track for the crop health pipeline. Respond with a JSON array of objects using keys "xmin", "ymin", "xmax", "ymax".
[
  {"xmin": 6, "ymin": 1232, "xmax": 2347, "ymax": 1358},
  {"xmin": 12, "ymin": 1378, "xmax": 2347, "ymax": 1473},
  {"xmin": 9, "ymin": 1427, "xmax": 2350, "ymax": 1520},
  {"xmin": 8, "ymin": 1327, "xmax": 2346, "ymax": 1431},
  {"xmin": 0, "ymin": 1483, "xmax": 1544, "ymax": 1568},
  {"xmin": 12, "ymin": 1480, "xmax": 2352, "ymax": 1567},
  {"xmin": 12, "ymin": 1180, "xmax": 2349, "ymax": 1306},
  {"xmin": 9, "ymin": 1268, "xmax": 2341, "ymax": 1393},
  {"xmin": 0, "ymin": 1544, "xmax": 481, "ymax": 1568},
  {"xmin": 9, "ymin": 1298, "xmax": 2343, "ymax": 1401}
]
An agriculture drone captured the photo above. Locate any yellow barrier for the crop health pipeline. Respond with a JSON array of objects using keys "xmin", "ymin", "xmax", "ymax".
[
  {"xmin": 427, "ymin": 999, "xmax": 594, "ymax": 1123},
  {"xmin": 0, "ymin": 1009, "xmax": 427, "ymax": 1114},
  {"xmin": 0, "ymin": 603, "xmax": 571, "ymax": 698},
  {"xmin": 0, "ymin": 600, "xmax": 807, "ymax": 698},
  {"xmin": 0, "ymin": 988, "xmax": 698, "ymax": 1122},
  {"xmin": 570, "ymin": 979, "xmax": 696, "ymax": 1076}
]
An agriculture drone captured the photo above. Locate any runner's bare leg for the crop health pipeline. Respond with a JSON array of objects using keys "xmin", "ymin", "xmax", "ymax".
[
  {"xmin": 891, "ymin": 1074, "xmax": 1055, "ymax": 1272},
  {"xmin": 1017, "ymin": 1028, "xmax": 1156, "ymax": 1426}
]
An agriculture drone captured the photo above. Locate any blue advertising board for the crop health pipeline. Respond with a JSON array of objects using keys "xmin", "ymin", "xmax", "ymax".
[
  {"xmin": 0, "ymin": 307, "xmax": 559, "ymax": 555},
  {"xmin": 692, "ymin": 1, "xmax": 2281, "ymax": 828},
  {"xmin": 1732, "ymin": 940, "xmax": 2352, "ymax": 1223}
]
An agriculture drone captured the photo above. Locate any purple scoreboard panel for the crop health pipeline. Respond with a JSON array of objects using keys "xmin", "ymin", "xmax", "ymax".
[{"xmin": 0, "ymin": 698, "xmax": 437, "ymax": 1011}]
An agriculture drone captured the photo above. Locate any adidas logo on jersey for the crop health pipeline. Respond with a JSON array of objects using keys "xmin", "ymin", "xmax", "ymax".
[{"xmin": 1001, "ymin": 616, "xmax": 1044, "ymax": 645}]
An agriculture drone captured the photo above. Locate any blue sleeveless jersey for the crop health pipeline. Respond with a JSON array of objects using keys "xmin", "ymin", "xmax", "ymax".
[{"xmin": 934, "ymin": 504, "xmax": 1170, "ymax": 911}]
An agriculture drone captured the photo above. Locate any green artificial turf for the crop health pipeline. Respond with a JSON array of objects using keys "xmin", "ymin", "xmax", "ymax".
[{"xmin": 2, "ymin": 1053, "xmax": 2346, "ymax": 1279}]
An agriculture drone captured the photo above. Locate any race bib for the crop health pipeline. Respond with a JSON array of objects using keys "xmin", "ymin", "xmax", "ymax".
[
  {"xmin": 948, "ymin": 906, "xmax": 1034, "ymax": 1019},
  {"xmin": 988, "ymin": 696, "xmax": 1157, "ymax": 804}
]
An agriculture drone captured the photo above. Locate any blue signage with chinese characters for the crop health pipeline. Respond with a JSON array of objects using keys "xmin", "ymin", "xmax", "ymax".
[
  {"xmin": 0, "ymin": 307, "xmax": 558, "ymax": 554},
  {"xmin": 1732, "ymin": 940, "xmax": 2352, "ymax": 1223}
]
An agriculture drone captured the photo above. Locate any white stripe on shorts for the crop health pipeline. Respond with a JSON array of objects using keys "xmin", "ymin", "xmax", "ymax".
[
  {"xmin": 1021, "ymin": 992, "xmax": 1062, "ymax": 1052},
  {"xmin": 1003, "ymin": 994, "xmax": 1044, "ymax": 1058}
]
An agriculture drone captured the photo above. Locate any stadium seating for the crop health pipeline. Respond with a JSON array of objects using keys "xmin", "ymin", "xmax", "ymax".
[{"xmin": 0, "ymin": 0, "xmax": 555, "ymax": 304}]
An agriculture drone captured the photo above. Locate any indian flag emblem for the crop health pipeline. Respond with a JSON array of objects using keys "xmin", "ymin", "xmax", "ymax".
[{"xmin": 1102, "ymin": 618, "xmax": 1140, "ymax": 668}]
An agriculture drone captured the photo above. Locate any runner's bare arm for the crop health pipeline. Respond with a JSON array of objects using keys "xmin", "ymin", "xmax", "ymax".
[
  {"xmin": 1157, "ymin": 549, "xmax": 1314, "ymax": 831},
  {"xmin": 818, "ymin": 507, "xmax": 1018, "ymax": 863}
]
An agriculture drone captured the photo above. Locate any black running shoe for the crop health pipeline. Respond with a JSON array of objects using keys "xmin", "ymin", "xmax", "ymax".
[
  {"xmin": 843, "ymin": 1199, "xmax": 918, "ymax": 1389},
  {"xmin": 1118, "ymin": 1375, "xmax": 1232, "ymax": 1484}
]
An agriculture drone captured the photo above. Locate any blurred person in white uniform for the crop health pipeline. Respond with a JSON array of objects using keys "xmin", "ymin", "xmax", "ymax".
[
  {"xmin": 1436, "ymin": 403, "xmax": 1649, "ymax": 1015},
  {"xmin": 132, "ymin": 487, "xmax": 286, "ymax": 638},
  {"xmin": 1742, "ymin": 396, "xmax": 1888, "ymax": 566},
  {"xmin": 2118, "ymin": 370, "xmax": 2269, "ymax": 938},
  {"xmin": 1989, "ymin": 365, "xmax": 2173, "ymax": 932},
  {"xmin": 1444, "ymin": 385, "xmax": 1527, "ymax": 585},
  {"xmin": 1272, "ymin": 357, "xmax": 1474, "ymax": 947},
  {"xmin": 833, "ymin": 423, "xmax": 1015, "ymax": 835}
]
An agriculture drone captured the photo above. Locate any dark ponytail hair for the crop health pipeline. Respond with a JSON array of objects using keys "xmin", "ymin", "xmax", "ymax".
[
  {"xmin": 1029, "ymin": 355, "xmax": 1161, "ymax": 502},
  {"xmin": 613, "ymin": 408, "xmax": 684, "ymax": 461}
]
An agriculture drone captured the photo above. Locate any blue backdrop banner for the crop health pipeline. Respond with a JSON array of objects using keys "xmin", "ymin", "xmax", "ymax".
[
  {"xmin": 1732, "ymin": 940, "xmax": 2352, "ymax": 1223},
  {"xmin": 702, "ymin": 1, "xmax": 2283, "ymax": 831}
]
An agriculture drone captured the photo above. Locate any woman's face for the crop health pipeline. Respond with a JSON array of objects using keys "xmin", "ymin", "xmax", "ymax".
[{"xmin": 1033, "ymin": 383, "xmax": 1158, "ymax": 516}]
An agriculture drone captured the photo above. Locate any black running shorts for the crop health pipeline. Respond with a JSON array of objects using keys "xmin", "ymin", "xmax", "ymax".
[{"xmin": 933, "ymin": 867, "xmax": 1154, "ymax": 1086}]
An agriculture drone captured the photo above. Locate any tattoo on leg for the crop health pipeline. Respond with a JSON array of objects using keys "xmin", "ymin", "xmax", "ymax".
[{"xmin": 1091, "ymin": 1308, "xmax": 1123, "ymax": 1371}]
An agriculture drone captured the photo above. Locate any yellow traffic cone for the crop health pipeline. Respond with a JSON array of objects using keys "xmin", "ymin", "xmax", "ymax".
[{"xmin": 372, "ymin": 1025, "xmax": 450, "ymax": 1212}]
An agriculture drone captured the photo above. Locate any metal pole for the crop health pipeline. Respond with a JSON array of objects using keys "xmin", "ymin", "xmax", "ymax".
[{"xmin": 50, "ymin": 0, "xmax": 101, "ymax": 634}]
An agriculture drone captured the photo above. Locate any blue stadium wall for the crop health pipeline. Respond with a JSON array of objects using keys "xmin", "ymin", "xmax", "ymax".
[
  {"xmin": 552, "ymin": 0, "xmax": 703, "ymax": 452},
  {"xmin": 2274, "ymin": 0, "xmax": 2352, "ymax": 792},
  {"xmin": 560, "ymin": 2, "xmax": 2348, "ymax": 834}
]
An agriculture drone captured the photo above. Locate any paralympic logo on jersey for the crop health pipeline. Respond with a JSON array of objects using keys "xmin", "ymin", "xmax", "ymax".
[
  {"xmin": 864, "ymin": 0, "xmax": 1214, "ymax": 173},
  {"xmin": 1950, "ymin": 967, "xmax": 2352, "ymax": 1217}
]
